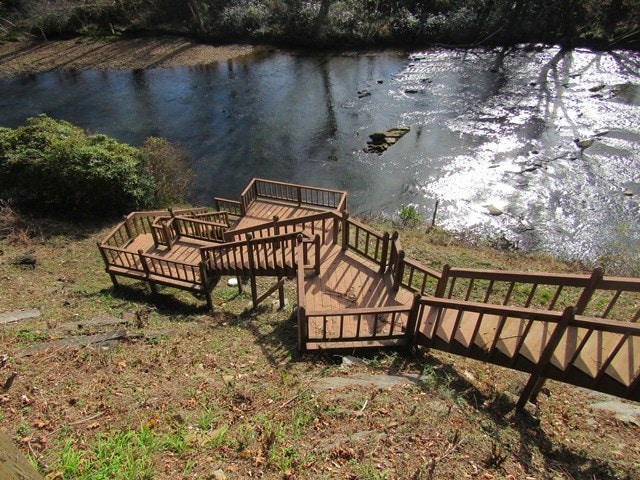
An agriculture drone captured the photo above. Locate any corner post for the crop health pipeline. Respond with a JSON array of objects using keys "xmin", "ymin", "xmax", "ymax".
[
  {"xmin": 332, "ymin": 213, "xmax": 340, "ymax": 245},
  {"xmin": 246, "ymin": 234, "xmax": 258, "ymax": 309},
  {"xmin": 341, "ymin": 210, "xmax": 349, "ymax": 251},
  {"xmin": 379, "ymin": 232, "xmax": 390, "ymax": 274},
  {"xmin": 393, "ymin": 250, "xmax": 405, "ymax": 291},
  {"xmin": 297, "ymin": 305, "xmax": 307, "ymax": 352},
  {"xmin": 434, "ymin": 264, "xmax": 451, "ymax": 298},
  {"xmin": 406, "ymin": 293, "xmax": 422, "ymax": 343},
  {"xmin": 314, "ymin": 234, "xmax": 321, "ymax": 276},
  {"xmin": 122, "ymin": 215, "xmax": 132, "ymax": 240},
  {"xmin": 138, "ymin": 249, "xmax": 157, "ymax": 295}
]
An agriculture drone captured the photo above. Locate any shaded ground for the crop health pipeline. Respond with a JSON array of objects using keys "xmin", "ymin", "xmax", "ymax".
[
  {"xmin": 0, "ymin": 214, "xmax": 639, "ymax": 479},
  {"xmin": 0, "ymin": 37, "xmax": 260, "ymax": 79}
]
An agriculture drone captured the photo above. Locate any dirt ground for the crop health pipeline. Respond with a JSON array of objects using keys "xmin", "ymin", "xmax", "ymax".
[{"xmin": 0, "ymin": 36, "xmax": 260, "ymax": 79}]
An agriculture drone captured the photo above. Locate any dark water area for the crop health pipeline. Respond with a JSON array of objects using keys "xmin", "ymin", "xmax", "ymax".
[{"xmin": 1, "ymin": 47, "xmax": 639, "ymax": 264}]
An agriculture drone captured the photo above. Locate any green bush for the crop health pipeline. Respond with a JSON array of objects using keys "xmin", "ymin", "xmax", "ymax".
[
  {"xmin": 141, "ymin": 137, "xmax": 194, "ymax": 206},
  {"xmin": 0, "ymin": 115, "xmax": 157, "ymax": 216}
]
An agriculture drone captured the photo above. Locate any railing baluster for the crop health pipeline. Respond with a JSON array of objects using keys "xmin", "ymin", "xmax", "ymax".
[
  {"xmin": 549, "ymin": 285, "xmax": 564, "ymax": 310},
  {"xmin": 601, "ymin": 290, "xmax": 622, "ymax": 318}
]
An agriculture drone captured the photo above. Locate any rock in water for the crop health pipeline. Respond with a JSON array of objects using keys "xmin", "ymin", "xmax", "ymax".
[
  {"xmin": 364, "ymin": 127, "xmax": 411, "ymax": 154},
  {"xmin": 486, "ymin": 205, "xmax": 503, "ymax": 216},
  {"xmin": 574, "ymin": 138, "xmax": 594, "ymax": 149}
]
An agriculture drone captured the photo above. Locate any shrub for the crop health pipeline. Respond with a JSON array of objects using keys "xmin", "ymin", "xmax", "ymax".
[
  {"xmin": 0, "ymin": 115, "xmax": 157, "ymax": 216},
  {"xmin": 140, "ymin": 137, "xmax": 194, "ymax": 206}
]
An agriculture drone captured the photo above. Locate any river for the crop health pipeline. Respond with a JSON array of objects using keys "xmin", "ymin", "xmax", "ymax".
[{"xmin": 1, "ymin": 47, "xmax": 639, "ymax": 264}]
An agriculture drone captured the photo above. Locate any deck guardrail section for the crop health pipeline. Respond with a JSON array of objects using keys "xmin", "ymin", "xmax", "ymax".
[
  {"xmin": 305, "ymin": 305, "xmax": 413, "ymax": 343},
  {"xmin": 240, "ymin": 178, "xmax": 347, "ymax": 214},
  {"xmin": 201, "ymin": 231, "xmax": 315, "ymax": 277},
  {"xmin": 582, "ymin": 276, "xmax": 640, "ymax": 321},
  {"xmin": 214, "ymin": 198, "xmax": 243, "ymax": 218},
  {"xmin": 140, "ymin": 253, "xmax": 202, "ymax": 283},
  {"xmin": 99, "ymin": 245, "xmax": 144, "ymax": 272},
  {"xmin": 174, "ymin": 217, "xmax": 228, "ymax": 243},
  {"xmin": 224, "ymin": 210, "xmax": 337, "ymax": 244},
  {"xmin": 439, "ymin": 267, "xmax": 596, "ymax": 311},
  {"xmin": 342, "ymin": 214, "xmax": 388, "ymax": 271}
]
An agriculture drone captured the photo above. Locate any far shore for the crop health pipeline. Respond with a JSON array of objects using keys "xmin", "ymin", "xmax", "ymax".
[{"xmin": 0, "ymin": 36, "xmax": 262, "ymax": 79}]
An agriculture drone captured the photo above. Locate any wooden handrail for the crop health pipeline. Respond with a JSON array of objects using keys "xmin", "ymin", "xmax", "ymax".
[
  {"xmin": 447, "ymin": 267, "xmax": 594, "ymax": 286},
  {"xmin": 306, "ymin": 304, "xmax": 412, "ymax": 317},
  {"xmin": 225, "ymin": 210, "xmax": 338, "ymax": 242},
  {"xmin": 418, "ymin": 296, "xmax": 566, "ymax": 323}
]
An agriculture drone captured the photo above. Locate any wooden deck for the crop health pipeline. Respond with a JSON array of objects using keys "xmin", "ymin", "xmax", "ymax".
[{"xmin": 98, "ymin": 178, "xmax": 640, "ymax": 407}]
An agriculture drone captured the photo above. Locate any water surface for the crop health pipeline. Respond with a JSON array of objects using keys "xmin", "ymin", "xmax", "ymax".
[{"xmin": 1, "ymin": 47, "xmax": 639, "ymax": 263}]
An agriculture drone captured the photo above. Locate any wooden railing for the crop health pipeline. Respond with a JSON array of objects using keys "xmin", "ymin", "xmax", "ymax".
[
  {"xmin": 224, "ymin": 210, "xmax": 338, "ymax": 244},
  {"xmin": 434, "ymin": 266, "xmax": 640, "ymax": 324},
  {"xmin": 304, "ymin": 305, "xmax": 415, "ymax": 343},
  {"xmin": 240, "ymin": 178, "xmax": 347, "ymax": 215},
  {"xmin": 98, "ymin": 244, "xmax": 145, "ymax": 272},
  {"xmin": 341, "ymin": 212, "xmax": 389, "ymax": 272},
  {"xmin": 174, "ymin": 217, "xmax": 228, "ymax": 243},
  {"xmin": 414, "ymin": 296, "xmax": 640, "ymax": 403},
  {"xmin": 188, "ymin": 210, "xmax": 230, "ymax": 227},
  {"xmin": 150, "ymin": 217, "xmax": 177, "ymax": 249},
  {"xmin": 201, "ymin": 231, "xmax": 320, "ymax": 278},
  {"xmin": 214, "ymin": 197, "xmax": 243, "ymax": 218},
  {"xmin": 140, "ymin": 252, "xmax": 203, "ymax": 284},
  {"xmin": 388, "ymin": 232, "xmax": 441, "ymax": 296}
]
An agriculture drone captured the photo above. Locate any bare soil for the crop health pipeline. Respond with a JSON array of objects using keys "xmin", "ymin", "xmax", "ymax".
[
  {"xmin": 0, "ymin": 37, "xmax": 260, "ymax": 79},
  {"xmin": 0, "ymin": 215, "xmax": 638, "ymax": 479}
]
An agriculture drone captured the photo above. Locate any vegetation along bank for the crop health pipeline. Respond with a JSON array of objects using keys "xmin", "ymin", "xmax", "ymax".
[{"xmin": 1, "ymin": 0, "xmax": 639, "ymax": 50}]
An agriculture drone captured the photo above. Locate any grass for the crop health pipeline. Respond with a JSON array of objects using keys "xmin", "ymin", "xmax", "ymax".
[{"xmin": 0, "ymin": 212, "xmax": 639, "ymax": 479}]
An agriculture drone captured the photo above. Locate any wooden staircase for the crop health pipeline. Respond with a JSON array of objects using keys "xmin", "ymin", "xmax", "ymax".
[{"xmin": 98, "ymin": 178, "xmax": 640, "ymax": 408}]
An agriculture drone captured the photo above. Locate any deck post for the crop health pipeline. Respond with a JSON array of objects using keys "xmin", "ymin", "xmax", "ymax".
[
  {"xmin": 393, "ymin": 250, "xmax": 405, "ymax": 291},
  {"xmin": 434, "ymin": 264, "xmax": 451, "ymax": 298},
  {"xmin": 199, "ymin": 262, "xmax": 214, "ymax": 311},
  {"xmin": 406, "ymin": 293, "xmax": 422, "ymax": 342},
  {"xmin": 278, "ymin": 274, "xmax": 285, "ymax": 309},
  {"xmin": 97, "ymin": 242, "xmax": 119, "ymax": 288},
  {"xmin": 516, "ymin": 307, "xmax": 573, "ymax": 411},
  {"xmin": 246, "ymin": 234, "xmax": 258, "ymax": 309},
  {"xmin": 122, "ymin": 216, "xmax": 133, "ymax": 240},
  {"xmin": 297, "ymin": 186, "xmax": 302, "ymax": 206},
  {"xmin": 314, "ymin": 234, "xmax": 321, "ymax": 276},
  {"xmin": 341, "ymin": 210, "xmax": 349, "ymax": 251},
  {"xmin": 332, "ymin": 213, "xmax": 340, "ymax": 245},
  {"xmin": 138, "ymin": 250, "xmax": 157, "ymax": 295},
  {"xmin": 273, "ymin": 216, "xmax": 280, "ymax": 250},
  {"xmin": 297, "ymin": 305, "xmax": 307, "ymax": 351},
  {"xmin": 379, "ymin": 232, "xmax": 390, "ymax": 274},
  {"xmin": 164, "ymin": 220, "xmax": 176, "ymax": 250}
]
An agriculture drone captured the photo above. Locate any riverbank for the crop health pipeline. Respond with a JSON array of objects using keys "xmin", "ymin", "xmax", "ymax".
[
  {"xmin": 0, "ymin": 37, "xmax": 260, "ymax": 79},
  {"xmin": 0, "ymin": 210, "xmax": 638, "ymax": 478}
]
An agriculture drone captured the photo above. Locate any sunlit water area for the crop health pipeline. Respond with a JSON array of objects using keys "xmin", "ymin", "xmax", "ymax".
[{"xmin": 1, "ymin": 47, "xmax": 639, "ymax": 263}]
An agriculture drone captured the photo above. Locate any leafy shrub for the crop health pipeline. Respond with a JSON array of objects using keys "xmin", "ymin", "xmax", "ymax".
[
  {"xmin": 140, "ymin": 137, "xmax": 194, "ymax": 206},
  {"xmin": 0, "ymin": 115, "xmax": 157, "ymax": 216}
]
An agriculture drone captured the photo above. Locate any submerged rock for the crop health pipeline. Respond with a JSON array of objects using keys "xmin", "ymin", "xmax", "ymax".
[
  {"xmin": 486, "ymin": 205, "xmax": 504, "ymax": 216},
  {"xmin": 574, "ymin": 138, "xmax": 594, "ymax": 149},
  {"xmin": 364, "ymin": 127, "xmax": 411, "ymax": 154}
]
